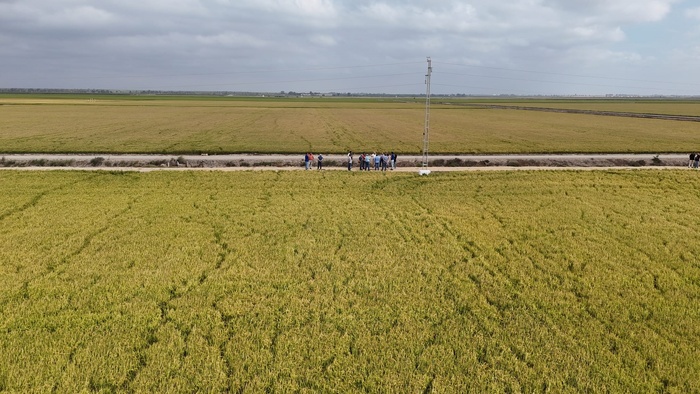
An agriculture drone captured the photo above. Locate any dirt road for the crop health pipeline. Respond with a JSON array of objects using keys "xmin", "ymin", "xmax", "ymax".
[{"xmin": 0, "ymin": 153, "xmax": 689, "ymax": 170}]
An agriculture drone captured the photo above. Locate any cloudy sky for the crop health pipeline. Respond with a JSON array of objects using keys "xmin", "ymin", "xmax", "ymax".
[{"xmin": 1, "ymin": 0, "xmax": 699, "ymax": 95}]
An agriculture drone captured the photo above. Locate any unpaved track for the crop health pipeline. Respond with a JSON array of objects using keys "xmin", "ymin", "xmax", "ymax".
[
  {"xmin": 0, "ymin": 152, "xmax": 690, "ymax": 172},
  {"xmin": 0, "ymin": 153, "xmax": 688, "ymax": 161},
  {"xmin": 0, "ymin": 166, "xmax": 688, "ymax": 173}
]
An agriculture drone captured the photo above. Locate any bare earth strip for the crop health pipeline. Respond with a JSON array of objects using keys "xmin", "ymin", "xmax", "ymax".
[
  {"xmin": 0, "ymin": 153, "xmax": 689, "ymax": 170},
  {"xmin": 0, "ymin": 166, "xmax": 688, "ymax": 173},
  {"xmin": 0, "ymin": 153, "xmax": 692, "ymax": 172}
]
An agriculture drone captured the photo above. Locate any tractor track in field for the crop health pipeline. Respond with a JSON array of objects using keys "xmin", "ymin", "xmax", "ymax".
[{"xmin": 450, "ymin": 103, "xmax": 700, "ymax": 122}]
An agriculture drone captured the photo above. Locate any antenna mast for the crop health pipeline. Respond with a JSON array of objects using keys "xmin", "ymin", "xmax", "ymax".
[{"xmin": 420, "ymin": 57, "xmax": 432, "ymax": 175}]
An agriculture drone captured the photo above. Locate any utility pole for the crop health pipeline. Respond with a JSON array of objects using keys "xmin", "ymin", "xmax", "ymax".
[{"xmin": 420, "ymin": 57, "xmax": 432, "ymax": 175}]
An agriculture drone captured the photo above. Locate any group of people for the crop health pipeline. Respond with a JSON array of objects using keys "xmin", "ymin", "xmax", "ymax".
[
  {"xmin": 690, "ymin": 153, "xmax": 700, "ymax": 168},
  {"xmin": 347, "ymin": 151, "xmax": 397, "ymax": 171},
  {"xmin": 304, "ymin": 152, "xmax": 323, "ymax": 170},
  {"xmin": 303, "ymin": 151, "xmax": 397, "ymax": 171}
]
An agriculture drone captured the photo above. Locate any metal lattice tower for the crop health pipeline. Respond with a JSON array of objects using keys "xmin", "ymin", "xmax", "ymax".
[{"xmin": 421, "ymin": 57, "xmax": 432, "ymax": 172}]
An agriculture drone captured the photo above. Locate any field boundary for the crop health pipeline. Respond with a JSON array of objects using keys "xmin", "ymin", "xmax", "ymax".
[
  {"xmin": 454, "ymin": 103, "xmax": 700, "ymax": 122},
  {"xmin": 0, "ymin": 153, "xmax": 688, "ymax": 170},
  {"xmin": 0, "ymin": 166, "xmax": 688, "ymax": 173}
]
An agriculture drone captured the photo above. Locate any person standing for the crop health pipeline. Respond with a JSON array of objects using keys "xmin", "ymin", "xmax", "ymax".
[
  {"xmin": 317, "ymin": 153, "xmax": 324, "ymax": 170},
  {"xmin": 364, "ymin": 154, "xmax": 371, "ymax": 171},
  {"xmin": 304, "ymin": 152, "xmax": 310, "ymax": 170},
  {"xmin": 374, "ymin": 153, "xmax": 380, "ymax": 170},
  {"xmin": 390, "ymin": 152, "xmax": 397, "ymax": 170},
  {"xmin": 381, "ymin": 153, "xmax": 388, "ymax": 171},
  {"xmin": 359, "ymin": 153, "xmax": 366, "ymax": 171},
  {"xmin": 694, "ymin": 153, "xmax": 700, "ymax": 169},
  {"xmin": 691, "ymin": 153, "xmax": 696, "ymax": 168},
  {"xmin": 347, "ymin": 151, "xmax": 353, "ymax": 171}
]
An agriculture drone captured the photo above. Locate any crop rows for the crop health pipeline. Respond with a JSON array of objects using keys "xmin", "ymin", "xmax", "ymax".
[
  {"xmin": 2, "ymin": 97, "xmax": 700, "ymax": 154},
  {"xmin": 0, "ymin": 170, "xmax": 698, "ymax": 392}
]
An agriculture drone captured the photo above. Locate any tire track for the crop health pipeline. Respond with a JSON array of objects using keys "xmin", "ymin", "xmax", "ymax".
[
  {"xmin": 0, "ymin": 176, "xmax": 96, "ymax": 223},
  {"xmin": 455, "ymin": 103, "xmax": 700, "ymax": 123}
]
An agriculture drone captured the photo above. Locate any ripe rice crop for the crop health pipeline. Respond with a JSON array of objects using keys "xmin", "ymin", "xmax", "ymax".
[
  {"xmin": 1, "ymin": 96, "xmax": 700, "ymax": 154},
  {"xmin": 463, "ymin": 98, "xmax": 700, "ymax": 116},
  {"xmin": 0, "ymin": 169, "xmax": 698, "ymax": 392}
]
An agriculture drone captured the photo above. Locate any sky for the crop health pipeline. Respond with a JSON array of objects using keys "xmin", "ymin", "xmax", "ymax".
[{"xmin": 1, "ymin": 0, "xmax": 699, "ymax": 96}]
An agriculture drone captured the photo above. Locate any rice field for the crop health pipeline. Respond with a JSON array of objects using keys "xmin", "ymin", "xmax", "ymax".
[
  {"xmin": 1, "ymin": 95, "xmax": 700, "ymax": 154},
  {"xmin": 461, "ymin": 98, "xmax": 700, "ymax": 116},
  {"xmin": 0, "ymin": 169, "xmax": 698, "ymax": 392}
]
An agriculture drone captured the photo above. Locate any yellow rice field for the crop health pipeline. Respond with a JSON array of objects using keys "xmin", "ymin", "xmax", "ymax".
[
  {"xmin": 1, "ymin": 95, "xmax": 699, "ymax": 154},
  {"xmin": 0, "ymin": 169, "xmax": 698, "ymax": 392}
]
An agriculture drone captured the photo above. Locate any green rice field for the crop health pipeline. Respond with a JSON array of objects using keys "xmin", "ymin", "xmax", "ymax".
[{"xmin": 1, "ymin": 169, "xmax": 698, "ymax": 392}]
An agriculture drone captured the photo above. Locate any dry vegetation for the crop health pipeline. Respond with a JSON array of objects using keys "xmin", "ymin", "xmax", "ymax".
[{"xmin": 0, "ymin": 169, "xmax": 698, "ymax": 392}]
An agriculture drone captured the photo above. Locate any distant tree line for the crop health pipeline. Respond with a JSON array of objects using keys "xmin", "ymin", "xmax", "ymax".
[{"xmin": 0, "ymin": 88, "xmax": 427, "ymax": 97}]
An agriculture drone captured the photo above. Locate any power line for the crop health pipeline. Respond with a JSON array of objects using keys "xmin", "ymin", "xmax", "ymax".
[
  {"xmin": 138, "ymin": 72, "xmax": 419, "ymax": 91},
  {"xmin": 83, "ymin": 61, "xmax": 426, "ymax": 80},
  {"xmin": 321, "ymin": 83, "xmax": 423, "ymax": 93},
  {"xmin": 22, "ymin": 56, "xmax": 698, "ymax": 95},
  {"xmin": 435, "ymin": 71, "xmax": 700, "ymax": 94},
  {"xmin": 431, "ymin": 83, "xmax": 530, "ymax": 95},
  {"xmin": 434, "ymin": 61, "xmax": 700, "ymax": 87},
  {"xmin": 134, "ymin": 61, "xmax": 698, "ymax": 94}
]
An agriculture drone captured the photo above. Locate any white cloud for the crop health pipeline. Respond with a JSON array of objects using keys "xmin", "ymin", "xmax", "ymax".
[
  {"xmin": 39, "ymin": 5, "xmax": 115, "ymax": 28},
  {"xmin": 686, "ymin": 7, "xmax": 700, "ymax": 20},
  {"xmin": 98, "ymin": 0, "xmax": 209, "ymax": 17},
  {"xmin": 0, "ymin": 0, "xmax": 694, "ymax": 94},
  {"xmin": 309, "ymin": 34, "xmax": 336, "ymax": 47},
  {"xmin": 196, "ymin": 32, "xmax": 269, "ymax": 49},
  {"xmin": 543, "ymin": 0, "xmax": 677, "ymax": 23},
  {"xmin": 0, "ymin": 2, "xmax": 118, "ymax": 30},
  {"xmin": 671, "ymin": 45, "xmax": 700, "ymax": 61},
  {"xmin": 239, "ymin": 0, "xmax": 338, "ymax": 19},
  {"xmin": 580, "ymin": 48, "xmax": 645, "ymax": 65},
  {"xmin": 568, "ymin": 26, "xmax": 626, "ymax": 43},
  {"xmin": 349, "ymin": 0, "xmax": 660, "ymax": 50},
  {"xmin": 358, "ymin": 2, "xmax": 479, "ymax": 32},
  {"xmin": 598, "ymin": 0, "xmax": 675, "ymax": 23}
]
